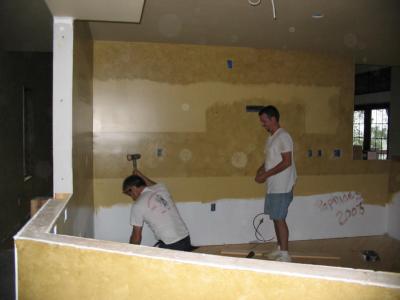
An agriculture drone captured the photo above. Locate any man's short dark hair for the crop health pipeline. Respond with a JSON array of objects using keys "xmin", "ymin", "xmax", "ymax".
[
  {"xmin": 258, "ymin": 105, "xmax": 280, "ymax": 122},
  {"xmin": 122, "ymin": 175, "xmax": 146, "ymax": 192}
]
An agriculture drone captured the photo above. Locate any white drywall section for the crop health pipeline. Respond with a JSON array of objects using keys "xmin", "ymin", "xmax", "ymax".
[
  {"xmin": 53, "ymin": 17, "xmax": 74, "ymax": 194},
  {"xmin": 94, "ymin": 191, "xmax": 388, "ymax": 246}
]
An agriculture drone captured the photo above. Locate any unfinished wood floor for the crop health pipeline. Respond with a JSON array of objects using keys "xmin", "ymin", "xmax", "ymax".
[{"xmin": 193, "ymin": 235, "xmax": 400, "ymax": 273}]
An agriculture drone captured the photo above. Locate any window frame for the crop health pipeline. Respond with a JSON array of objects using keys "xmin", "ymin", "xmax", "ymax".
[{"xmin": 353, "ymin": 103, "xmax": 390, "ymax": 159}]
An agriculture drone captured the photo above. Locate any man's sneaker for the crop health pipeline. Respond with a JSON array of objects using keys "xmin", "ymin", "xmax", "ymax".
[
  {"xmin": 266, "ymin": 249, "xmax": 281, "ymax": 260},
  {"xmin": 275, "ymin": 253, "xmax": 292, "ymax": 262}
]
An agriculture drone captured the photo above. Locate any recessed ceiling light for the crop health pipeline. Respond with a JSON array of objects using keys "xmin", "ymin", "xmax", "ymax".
[
  {"xmin": 312, "ymin": 13, "xmax": 324, "ymax": 19},
  {"xmin": 248, "ymin": 0, "xmax": 261, "ymax": 6}
]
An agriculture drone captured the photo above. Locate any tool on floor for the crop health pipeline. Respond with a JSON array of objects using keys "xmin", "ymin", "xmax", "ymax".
[
  {"xmin": 362, "ymin": 250, "xmax": 380, "ymax": 262},
  {"xmin": 127, "ymin": 153, "xmax": 141, "ymax": 171},
  {"xmin": 246, "ymin": 251, "xmax": 255, "ymax": 258},
  {"xmin": 221, "ymin": 250, "xmax": 263, "ymax": 257},
  {"xmin": 221, "ymin": 249, "xmax": 340, "ymax": 261}
]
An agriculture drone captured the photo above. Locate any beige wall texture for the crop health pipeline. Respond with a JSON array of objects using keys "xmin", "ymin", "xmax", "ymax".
[
  {"xmin": 93, "ymin": 41, "xmax": 398, "ymax": 207},
  {"xmin": 16, "ymin": 239, "xmax": 400, "ymax": 300},
  {"xmin": 58, "ymin": 21, "xmax": 94, "ymax": 237}
]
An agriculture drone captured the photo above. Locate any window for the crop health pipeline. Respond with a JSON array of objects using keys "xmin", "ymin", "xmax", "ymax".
[{"xmin": 353, "ymin": 104, "xmax": 389, "ymax": 160}]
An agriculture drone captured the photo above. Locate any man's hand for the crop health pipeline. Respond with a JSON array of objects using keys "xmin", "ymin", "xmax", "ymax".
[
  {"xmin": 255, "ymin": 163, "xmax": 267, "ymax": 183},
  {"xmin": 255, "ymin": 152, "xmax": 292, "ymax": 184},
  {"xmin": 255, "ymin": 170, "xmax": 268, "ymax": 183}
]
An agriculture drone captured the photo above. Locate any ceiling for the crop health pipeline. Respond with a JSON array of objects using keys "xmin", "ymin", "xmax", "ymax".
[
  {"xmin": 44, "ymin": 0, "xmax": 144, "ymax": 23},
  {"xmin": 0, "ymin": 0, "xmax": 53, "ymax": 52},
  {"xmin": 2, "ymin": 0, "xmax": 400, "ymax": 66}
]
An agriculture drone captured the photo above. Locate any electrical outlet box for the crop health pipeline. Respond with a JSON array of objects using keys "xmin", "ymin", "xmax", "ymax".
[
  {"xmin": 227, "ymin": 59, "xmax": 233, "ymax": 69},
  {"xmin": 211, "ymin": 203, "xmax": 216, "ymax": 211},
  {"xmin": 156, "ymin": 148, "xmax": 163, "ymax": 157},
  {"xmin": 307, "ymin": 149, "xmax": 313, "ymax": 158},
  {"xmin": 333, "ymin": 149, "xmax": 341, "ymax": 158}
]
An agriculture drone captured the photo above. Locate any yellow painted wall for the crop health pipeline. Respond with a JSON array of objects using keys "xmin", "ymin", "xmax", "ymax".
[
  {"xmin": 60, "ymin": 21, "xmax": 94, "ymax": 236},
  {"xmin": 94, "ymin": 173, "xmax": 389, "ymax": 207},
  {"xmin": 93, "ymin": 41, "xmax": 397, "ymax": 207},
  {"xmin": 16, "ymin": 239, "xmax": 400, "ymax": 300}
]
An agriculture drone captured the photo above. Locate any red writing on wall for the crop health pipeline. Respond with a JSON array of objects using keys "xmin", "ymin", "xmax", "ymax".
[
  {"xmin": 316, "ymin": 192, "xmax": 365, "ymax": 226},
  {"xmin": 316, "ymin": 192, "xmax": 363, "ymax": 212},
  {"xmin": 336, "ymin": 202, "xmax": 365, "ymax": 226}
]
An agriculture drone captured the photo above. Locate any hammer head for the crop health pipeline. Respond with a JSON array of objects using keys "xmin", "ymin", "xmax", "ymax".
[
  {"xmin": 127, "ymin": 154, "xmax": 141, "ymax": 171},
  {"xmin": 127, "ymin": 154, "xmax": 141, "ymax": 161}
]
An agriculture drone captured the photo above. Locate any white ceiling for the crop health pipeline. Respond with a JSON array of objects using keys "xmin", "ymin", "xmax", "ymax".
[
  {"xmin": 44, "ymin": 0, "xmax": 145, "ymax": 23},
  {"xmin": 2, "ymin": 0, "xmax": 400, "ymax": 66},
  {"xmin": 88, "ymin": 0, "xmax": 400, "ymax": 65}
]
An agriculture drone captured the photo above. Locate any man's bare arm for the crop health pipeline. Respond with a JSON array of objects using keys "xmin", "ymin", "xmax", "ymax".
[
  {"xmin": 133, "ymin": 169, "xmax": 156, "ymax": 186},
  {"xmin": 130, "ymin": 225, "xmax": 143, "ymax": 245}
]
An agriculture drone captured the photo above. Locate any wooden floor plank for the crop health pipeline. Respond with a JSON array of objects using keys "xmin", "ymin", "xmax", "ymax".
[{"xmin": 194, "ymin": 235, "xmax": 400, "ymax": 272}]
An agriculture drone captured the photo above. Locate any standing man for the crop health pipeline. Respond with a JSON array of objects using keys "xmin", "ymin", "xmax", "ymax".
[
  {"xmin": 122, "ymin": 170, "xmax": 194, "ymax": 251},
  {"xmin": 255, "ymin": 105, "xmax": 297, "ymax": 262}
]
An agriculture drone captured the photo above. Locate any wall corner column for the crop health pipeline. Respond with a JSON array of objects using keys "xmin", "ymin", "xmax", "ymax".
[{"xmin": 53, "ymin": 17, "xmax": 74, "ymax": 195}]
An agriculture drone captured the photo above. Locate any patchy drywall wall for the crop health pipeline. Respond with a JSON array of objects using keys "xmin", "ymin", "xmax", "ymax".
[
  {"xmin": 94, "ymin": 173, "xmax": 390, "ymax": 207},
  {"xmin": 70, "ymin": 21, "xmax": 94, "ymax": 237},
  {"xmin": 92, "ymin": 41, "xmax": 394, "ymax": 209}
]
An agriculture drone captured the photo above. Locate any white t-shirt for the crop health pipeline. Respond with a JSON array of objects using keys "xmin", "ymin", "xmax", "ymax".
[
  {"xmin": 264, "ymin": 128, "xmax": 297, "ymax": 193},
  {"xmin": 130, "ymin": 183, "xmax": 189, "ymax": 244}
]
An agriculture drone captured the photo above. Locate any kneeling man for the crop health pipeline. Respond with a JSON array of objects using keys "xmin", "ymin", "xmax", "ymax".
[{"xmin": 122, "ymin": 170, "xmax": 194, "ymax": 251}]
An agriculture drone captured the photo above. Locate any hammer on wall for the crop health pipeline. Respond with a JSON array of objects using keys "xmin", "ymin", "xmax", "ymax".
[{"xmin": 127, "ymin": 153, "xmax": 141, "ymax": 171}]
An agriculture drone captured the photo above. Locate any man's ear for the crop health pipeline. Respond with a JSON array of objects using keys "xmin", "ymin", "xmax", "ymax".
[{"xmin": 132, "ymin": 186, "xmax": 141, "ymax": 198}]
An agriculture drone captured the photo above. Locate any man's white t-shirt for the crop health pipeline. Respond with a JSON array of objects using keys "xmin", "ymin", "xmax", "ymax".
[
  {"xmin": 130, "ymin": 183, "xmax": 189, "ymax": 244},
  {"xmin": 264, "ymin": 128, "xmax": 297, "ymax": 193}
]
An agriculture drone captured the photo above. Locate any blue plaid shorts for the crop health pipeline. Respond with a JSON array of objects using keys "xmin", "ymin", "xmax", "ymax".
[{"xmin": 264, "ymin": 191, "xmax": 293, "ymax": 220}]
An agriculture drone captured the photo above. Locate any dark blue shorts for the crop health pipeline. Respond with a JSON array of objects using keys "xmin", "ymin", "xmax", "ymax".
[
  {"xmin": 156, "ymin": 235, "xmax": 195, "ymax": 252},
  {"xmin": 264, "ymin": 191, "xmax": 293, "ymax": 220}
]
